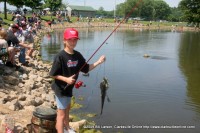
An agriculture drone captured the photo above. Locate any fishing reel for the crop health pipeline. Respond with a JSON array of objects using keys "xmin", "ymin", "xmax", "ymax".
[{"xmin": 75, "ymin": 81, "xmax": 86, "ymax": 89}]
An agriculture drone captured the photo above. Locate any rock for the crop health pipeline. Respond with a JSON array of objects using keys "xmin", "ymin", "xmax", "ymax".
[
  {"xmin": 24, "ymin": 105, "xmax": 36, "ymax": 112},
  {"xmin": 9, "ymin": 100, "xmax": 23, "ymax": 111},
  {"xmin": 18, "ymin": 83, "xmax": 24, "ymax": 88},
  {"xmin": 0, "ymin": 98, "xmax": 6, "ymax": 104},
  {"xmin": 34, "ymin": 97, "xmax": 43, "ymax": 106},
  {"xmin": 0, "ymin": 92, "xmax": 6, "ymax": 98},
  {"xmin": 18, "ymin": 95, "xmax": 26, "ymax": 101},
  {"xmin": 2, "ymin": 76, "xmax": 19, "ymax": 85},
  {"xmin": 70, "ymin": 119, "xmax": 87, "ymax": 132},
  {"xmin": 22, "ymin": 73, "xmax": 28, "ymax": 80}
]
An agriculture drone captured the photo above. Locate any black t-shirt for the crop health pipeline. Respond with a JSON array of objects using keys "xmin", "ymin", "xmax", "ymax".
[
  {"xmin": 49, "ymin": 50, "xmax": 89, "ymax": 97},
  {"xmin": 6, "ymin": 30, "xmax": 20, "ymax": 47}
]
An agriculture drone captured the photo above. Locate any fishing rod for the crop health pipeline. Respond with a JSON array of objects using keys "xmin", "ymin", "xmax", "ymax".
[{"xmin": 66, "ymin": 0, "xmax": 143, "ymax": 89}]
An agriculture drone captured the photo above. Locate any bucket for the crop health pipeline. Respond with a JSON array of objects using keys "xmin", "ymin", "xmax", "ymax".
[{"xmin": 28, "ymin": 107, "xmax": 57, "ymax": 133}]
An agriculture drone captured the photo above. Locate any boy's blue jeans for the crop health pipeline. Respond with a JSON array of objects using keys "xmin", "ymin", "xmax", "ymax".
[{"xmin": 19, "ymin": 48, "xmax": 26, "ymax": 64}]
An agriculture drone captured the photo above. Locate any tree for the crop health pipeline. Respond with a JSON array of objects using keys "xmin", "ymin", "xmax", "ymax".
[
  {"xmin": 24, "ymin": 0, "xmax": 43, "ymax": 10},
  {"xmin": 116, "ymin": 0, "xmax": 139, "ymax": 18},
  {"xmin": 7, "ymin": 0, "xmax": 24, "ymax": 8},
  {"xmin": 0, "ymin": 0, "xmax": 42, "ymax": 19},
  {"xmin": 115, "ymin": 0, "xmax": 171, "ymax": 21},
  {"xmin": 96, "ymin": 7, "xmax": 106, "ymax": 17},
  {"xmin": 153, "ymin": 0, "xmax": 171, "ymax": 20},
  {"xmin": 1, "ymin": 0, "xmax": 8, "ymax": 19},
  {"xmin": 168, "ymin": 7, "xmax": 183, "ymax": 22},
  {"xmin": 0, "ymin": 0, "xmax": 9, "ymax": 19},
  {"xmin": 43, "ymin": 0, "xmax": 62, "ymax": 11},
  {"xmin": 140, "ymin": 0, "xmax": 154, "ymax": 20},
  {"xmin": 179, "ymin": 0, "xmax": 200, "ymax": 27}
]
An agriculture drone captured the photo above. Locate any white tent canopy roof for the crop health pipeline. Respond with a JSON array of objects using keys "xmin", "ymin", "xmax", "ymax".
[{"xmin": 43, "ymin": 8, "xmax": 50, "ymax": 11}]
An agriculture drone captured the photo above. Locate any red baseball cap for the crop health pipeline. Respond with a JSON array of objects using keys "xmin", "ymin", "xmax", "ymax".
[{"xmin": 63, "ymin": 28, "xmax": 79, "ymax": 40}]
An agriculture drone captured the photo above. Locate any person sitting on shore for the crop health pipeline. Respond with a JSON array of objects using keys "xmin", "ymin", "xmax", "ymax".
[
  {"xmin": 0, "ymin": 30, "xmax": 15, "ymax": 66},
  {"xmin": 6, "ymin": 24, "xmax": 32, "ymax": 68},
  {"xmin": 13, "ymin": 14, "xmax": 21, "ymax": 26},
  {"xmin": 0, "ymin": 30, "xmax": 8, "ymax": 56},
  {"xmin": 21, "ymin": 23, "xmax": 34, "ymax": 59}
]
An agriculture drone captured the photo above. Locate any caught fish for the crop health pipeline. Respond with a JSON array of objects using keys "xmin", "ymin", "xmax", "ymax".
[{"xmin": 100, "ymin": 77, "xmax": 110, "ymax": 115}]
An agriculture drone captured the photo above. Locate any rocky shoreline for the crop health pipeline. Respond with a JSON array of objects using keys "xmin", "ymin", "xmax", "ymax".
[
  {"xmin": 0, "ymin": 27, "xmax": 55, "ymax": 132},
  {"xmin": 0, "ymin": 21, "xmax": 198, "ymax": 133},
  {"xmin": 0, "ymin": 24, "xmax": 90, "ymax": 132}
]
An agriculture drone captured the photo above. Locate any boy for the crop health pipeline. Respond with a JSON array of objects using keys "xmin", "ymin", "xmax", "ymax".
[{"xmin": 50, "ymin": 28, "xmax": 105, "ymax": 133}]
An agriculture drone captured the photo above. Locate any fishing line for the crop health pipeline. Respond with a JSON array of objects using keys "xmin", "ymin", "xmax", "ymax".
[
  {"xmin": 84, "ymin": 64, "xmax": 102, "ymax": 109},
  {"xmin": 84, "ymin": 58, "xmax": 107, "ymax": 109}
]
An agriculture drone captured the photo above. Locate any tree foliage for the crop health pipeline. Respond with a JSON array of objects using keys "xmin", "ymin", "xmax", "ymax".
[
  {"xmin": 153, "ymin": 0, "xmax": 171, "ymax": 20},
  {"xmin": 140, "ymin": 0, "xmax": 154, "ymax": 20},
  {"xmin": 0, "ymin": 0, "xmax": 43, "ymax": 19},
  {"xmin": 0, "ymin": 0, "xmax": 42, "ymax": 9},
  {"xmin": 168, "ymin": 7, "xmax": 183, "ymax": 22},
  {"xmin": 179, "ymin": 0, "xmax": 200, "ymax": 27},
  {"xmin": 24, "ymin": 0, "xmax": 43, "ymax": 9},
  {"xmin": 43, "ymin": 0, "xmax": 62, "ymax": 11},
  {"xmin": 116, "ymin": 0, "xmax": 171, "ymax": 20},
  {"xmin": 7, "ymin": 0, "xmax": 24, "ymax": 8}
]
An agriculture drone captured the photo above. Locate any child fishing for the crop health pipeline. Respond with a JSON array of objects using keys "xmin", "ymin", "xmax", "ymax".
[{"xmin": 49, "ymin": 28, "xmax": 105, "ymax": 133}]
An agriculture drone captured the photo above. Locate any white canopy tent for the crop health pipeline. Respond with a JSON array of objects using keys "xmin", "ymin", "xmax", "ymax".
[{"xmin": 43, "ymin": 8, "xmax": 50, "ymax": 11}]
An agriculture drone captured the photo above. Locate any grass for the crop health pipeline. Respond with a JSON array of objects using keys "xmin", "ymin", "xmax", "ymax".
[
  {"xmin": 0, "ymin": 13, "xmax": 187, "ymax": 29},
  {"xmin": 0, "ymin": 13, "xmax": 57, "ymax": 28}
]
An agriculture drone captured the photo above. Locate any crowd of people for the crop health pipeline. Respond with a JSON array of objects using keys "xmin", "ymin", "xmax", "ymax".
[{"xmin": 0, "ymin": 13, "xmax": 42, "ymax": 69}]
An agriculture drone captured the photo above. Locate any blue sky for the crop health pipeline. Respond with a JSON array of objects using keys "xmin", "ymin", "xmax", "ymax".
[{"xmin": 0, "ymin": 0, "xmax": 181, "ymax": 11}]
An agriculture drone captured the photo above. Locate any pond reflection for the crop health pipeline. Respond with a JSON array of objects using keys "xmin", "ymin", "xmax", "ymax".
[{"xmin": 179, "ymin": 32, "xmax": 200, "ymax": 116}]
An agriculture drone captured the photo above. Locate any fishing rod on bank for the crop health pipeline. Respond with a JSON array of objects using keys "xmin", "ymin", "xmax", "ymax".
[{"xmin": 65, "ymin": 0, "xmax": 143, "ymax": 89}]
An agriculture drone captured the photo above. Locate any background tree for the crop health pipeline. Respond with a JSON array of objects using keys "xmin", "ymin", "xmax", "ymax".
[
  {"xmin": 0, "ymin": 0, "xmax": 42, "ymax": 19},
  {"xmin": 168, "ymin": 7, "xmax": 183, "ymax": 22},
  {"xmin": 116, "ymin": 0, "xmax": 139, "ymax": 18},
  {"xmin": 0, "ymin": 0, "xmax": 24, "ymax": 19},
  {"xmin": 116, "ymin": 0, "xmax": 171, "ymax": 20},
  {"xmin": 179, "ymin": 0, "xmax": 200, "ymax": 27},
  {"xmin": 0, "ymin": 0, "xmax": 7, "ymax": 19},
  {"xmin": 140, "ymin": 0, "xmax": 154, "ymax": 20},
  {"xmin": 24, "ymin": 0, "xmax": 42, "ymax": 10},
  {"xmin": 43, "ymin": 0, "xmax": 62, "ymax": 11},
  {"xmin": 153, "ymin": 0, "xmax": 171, "ymax": 20},
  {"xmin": 96, "ymin": 7, "xmax": 106, "ymax": 17},
  {"xmin": 116, "ymin": 3, "xmax": 125, "ymax": 17},
  {"xmin": 7, "ymin": 0, "xmax": 24, "ymax": 8}
]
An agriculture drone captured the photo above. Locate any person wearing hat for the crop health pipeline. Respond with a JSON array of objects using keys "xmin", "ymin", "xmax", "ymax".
[
  {"xmin": 50, "ymin": 28, "xmax": 106, "ymax": 133},
  {"xmin": 14, "ymin": 14, "xmax": 21, "ymax": 26},
  {"xmin": 6, "ymin": 24, "xmax": 32, "ymax": 68}
]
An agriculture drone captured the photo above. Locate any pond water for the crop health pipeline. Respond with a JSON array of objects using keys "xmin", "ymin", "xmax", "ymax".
[{"xmin": 41, "ymin": 28, "xmax": 200, "ymax": 133}]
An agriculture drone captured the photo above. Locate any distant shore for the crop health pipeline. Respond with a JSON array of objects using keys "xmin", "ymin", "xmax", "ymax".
[{"xmin": 48, "ymin": 21, "xmax": 199, "ymax": 32}]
